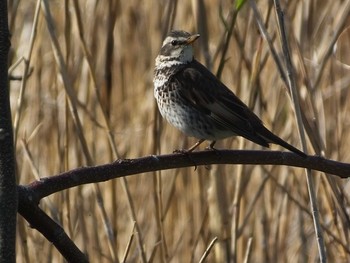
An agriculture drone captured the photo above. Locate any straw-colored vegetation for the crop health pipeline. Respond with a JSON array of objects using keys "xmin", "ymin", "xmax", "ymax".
[{"xmin": 9, "ymin": 0, "xmax": 350, "ymax": 262}]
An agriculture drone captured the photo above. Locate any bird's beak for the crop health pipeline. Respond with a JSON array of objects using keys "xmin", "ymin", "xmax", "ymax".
[{"xmin": 186, "ymin": 34, "xmax": 200, "ymax": 45}]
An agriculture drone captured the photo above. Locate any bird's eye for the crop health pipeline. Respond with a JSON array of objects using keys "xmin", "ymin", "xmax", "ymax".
[{"xmin": 171, "ymin": 40, "xmax": 178, "ymax": 46}]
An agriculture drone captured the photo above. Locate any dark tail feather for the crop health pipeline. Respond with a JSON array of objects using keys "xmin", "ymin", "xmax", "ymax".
[{"xmin": 258, "ymin": 127, "xmax": 306, "ymax": 157}]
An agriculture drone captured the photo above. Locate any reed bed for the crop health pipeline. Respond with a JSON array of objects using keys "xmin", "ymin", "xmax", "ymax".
[{"xmin": 8, "ymin": 0, "xmax": 350, "ymax": 262}]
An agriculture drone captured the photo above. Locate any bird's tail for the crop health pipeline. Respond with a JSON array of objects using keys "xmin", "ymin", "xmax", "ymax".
[{"xmin": 258, "ymin": 126, "xmax": 306, "ymax": 157}]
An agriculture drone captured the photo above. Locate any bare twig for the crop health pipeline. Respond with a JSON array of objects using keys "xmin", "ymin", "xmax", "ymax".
[
  {"xmin": 272, "ymin": 1, "xmax": 326, "ymax": 261},
  {"xmin": 243, "ymin": 237, "xmax": 253, "ymax": 263},
  {"xmin": 12, "ymin": 0, "xmax": 41, "ymax": 145},
  {"xmin": 41, "ymin": 2, "xmax": 120, "ymax": 262},
  {"xmin": 312, "ymin": 0, "xmax": 350, "ymax": 90},
  {"xmin": 216, "ymin": 4, "xmax": 238, "ymax": 80},
  {"xmin": 120, "ymin": 178, "xmax": 148, "ymax": 263},
  {"xmin": 121, "ymin": 222, "xmax": 136, "ymax": 263},
  {"xmin": 199, "ymin": 237, "xmax": 218, "ymax": 263}
]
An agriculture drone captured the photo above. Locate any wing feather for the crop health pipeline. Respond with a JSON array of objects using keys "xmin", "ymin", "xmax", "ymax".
[{"xmin": 171, "ymin": 60, "xmax": 269, "ymax": 147}]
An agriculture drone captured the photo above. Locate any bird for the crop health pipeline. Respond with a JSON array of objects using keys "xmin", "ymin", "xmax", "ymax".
[{"xmin": 153, "ymin": 30, "xmax": 306, "ymax": 157}]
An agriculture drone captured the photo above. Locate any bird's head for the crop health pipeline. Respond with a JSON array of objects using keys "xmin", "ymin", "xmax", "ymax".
[{"xmin": 156, "ymin": 30, "xmax": 200, "ymax": 66}]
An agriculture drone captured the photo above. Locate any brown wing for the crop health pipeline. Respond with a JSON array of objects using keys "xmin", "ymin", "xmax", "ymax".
[
  {"xmin": 170, "ymin": 59, "xmax": 306, "ymax": 156},
  {"xmin": 171, "ymin": 59, "xmax": 270, "ymax": 147}
]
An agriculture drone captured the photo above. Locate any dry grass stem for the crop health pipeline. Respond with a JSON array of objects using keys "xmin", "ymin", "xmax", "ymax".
[{"xmin": 9, "ymin": 0, "xmax": 350, "ymax": 262}]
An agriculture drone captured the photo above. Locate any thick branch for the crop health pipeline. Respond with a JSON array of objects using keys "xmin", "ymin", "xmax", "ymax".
[
  {"xmin": 25, "ymin": 150, "xmax": 350, "ymax": 201},
  {"xmin": 18, "ymin": 187, "xmax": 89, "ymax": 262},
  {"xmin": 0, "ymin": 0, "xmax": 17, "ymax": 261}
]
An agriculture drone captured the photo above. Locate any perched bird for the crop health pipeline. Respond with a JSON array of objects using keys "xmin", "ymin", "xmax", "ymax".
[{"xmin": 153, "ymin": 30, "xmax": 305, "ymax": 156}]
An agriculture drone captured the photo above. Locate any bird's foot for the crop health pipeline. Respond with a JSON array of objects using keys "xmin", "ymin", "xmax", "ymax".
[
  {"xmin": 205, "ymin": 141, "xmax": 217, "ymax": 151},
  {"xmin": 172, "ymin": 149, "xmax": 198, "ymax": 170},
  {"xmin": 173, "ymin": 149, "xmax": 190, "ymax": 154},
  {"xmin": 205, "ymin": 141, "xmax": 222, "ymax": 158},
  {"xmin": 204, "ymin": 141, "xmax": 220, "ymax": 151},
  {"xmin": 172, "ymin": 139, "xmax": 206, "ymax": 153}
]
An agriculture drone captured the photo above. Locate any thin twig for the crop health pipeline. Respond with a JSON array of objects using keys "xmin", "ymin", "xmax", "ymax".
[
  {"xmin": 71, "ymin": 1, "xmax": 121, "ymax": 261},
  {"xmin": 249, "ymin": 0, "xmax": 288, "ymax": 85},
  {"xmin": 216, "ymin": 3, "xmax": 238, "ymax": 80},
  {"xmin": 312, "ymin": 0, "xmax": 350, "ymax": 91},
  {"xmin": 121, "ymin": 222, "xmax": 136, "ymax": 263},
  {"xmin": 199, "ymin": 237, "xmax": 218, "ymax": 263},
  {"xmin": 272, "ymin": 1, "xmax": 326, "ymax": 261},
  {"xmin": 41, "ymin": 2, "xmax": 120, "ymax": 262},
  {"xmin": 120, "ymin": 178, "xmax": 148, "ymax": 263},
  {"xmin": 243, "ymin": 237, "xmax": 253, "ymax": 263},
  {"xmin": 270, "ymin": 175, "xmax": 350, "ymax": 254},
  {"xmin": 13, "ymin": 0, "xmax": 41, "ymax": 145}
]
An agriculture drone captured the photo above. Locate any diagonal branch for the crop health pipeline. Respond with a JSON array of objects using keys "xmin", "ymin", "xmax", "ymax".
[{"xmin": 18, "ymin": 187, "xmax": 88, "ymax": 262}]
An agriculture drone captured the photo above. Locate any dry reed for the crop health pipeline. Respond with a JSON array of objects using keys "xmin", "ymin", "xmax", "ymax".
[{"xmin": 8, "ymin": 0, "xmax": 350, "ymax": 262}]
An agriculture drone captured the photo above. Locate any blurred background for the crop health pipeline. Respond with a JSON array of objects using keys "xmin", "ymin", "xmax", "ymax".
[{"xmin": 8, "ymin": 0, "xmax": 350, "ymax": 262}]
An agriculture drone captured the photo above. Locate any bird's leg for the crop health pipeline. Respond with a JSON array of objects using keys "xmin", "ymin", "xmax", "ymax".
[
  {"xmin": 187, "ymin": 139, "xmax": 206, "ymax": 152},
  {"xmin": 205, "ymin": 140, "xmax": 222, "ymax": 158},
  {"xmin": 173, "ymin": 139, "xmax": 205, "ymax": 169},
  {"xmin": 173, "ymin": 139, "xmax": 206, "ymax": 153},
  {"xmin": 206, "ymin": 141, "xmax": 216, "ymax": 150}
]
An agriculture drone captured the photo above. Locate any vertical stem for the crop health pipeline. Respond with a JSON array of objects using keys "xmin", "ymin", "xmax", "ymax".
[
  {"xmin": 272, "ymin": 1, "xmax": 326, "ymax": 262},
  {"xmin": 0, "ymin": 0, "xmax": 17, "ymax": 261}
]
